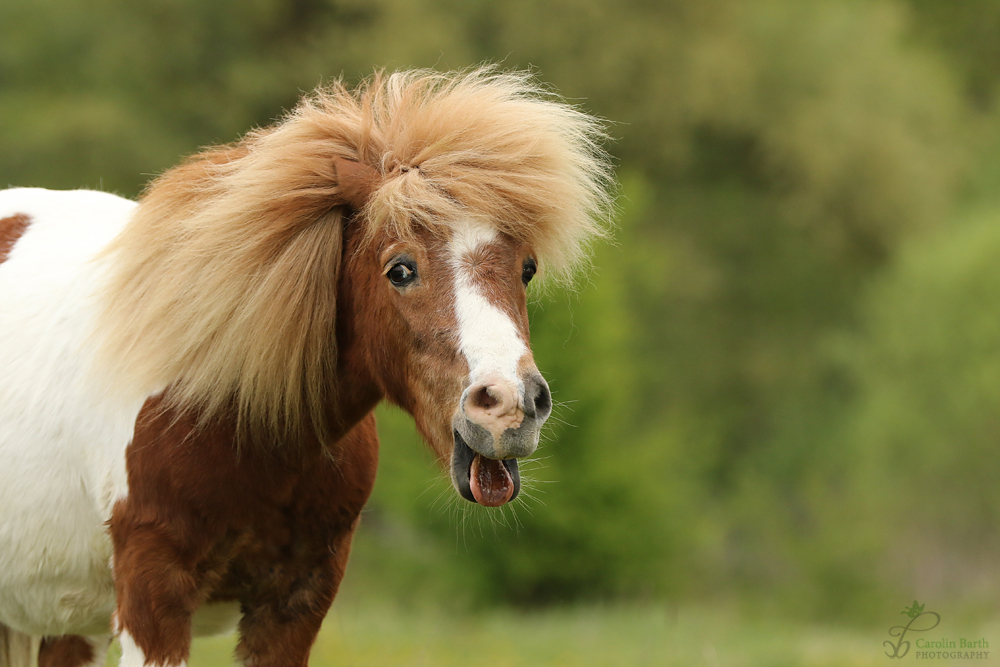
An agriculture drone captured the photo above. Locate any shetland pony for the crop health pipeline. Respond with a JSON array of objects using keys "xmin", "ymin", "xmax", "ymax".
[{"xmin": 0, "ymin": 68, "xmax": 612, "ymax": 667}]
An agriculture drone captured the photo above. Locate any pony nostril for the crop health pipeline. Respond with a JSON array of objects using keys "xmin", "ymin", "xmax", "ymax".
[
  {"xmin": 465, "ymin": 384, "xmax": 509, "ymax": 415},
  {"xmin": 535, "ymin": 384, "xmax": 551, "ymax": 415},
  {"xmin": 526, "ymin": 375, "xmax": 551, "ymax": 419},
  {"xmin": 468, "ymin": 384, "xmax": 501, "ymax": 415}
]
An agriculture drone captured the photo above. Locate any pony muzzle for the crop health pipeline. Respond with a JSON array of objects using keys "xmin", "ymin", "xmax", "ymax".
[{"xmin": 450, "ymin": 372, "xmax": 551, "ymax": 505}]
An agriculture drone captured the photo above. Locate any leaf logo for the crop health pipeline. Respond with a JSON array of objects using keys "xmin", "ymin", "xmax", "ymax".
[
  {"xmin": 885, "ymin": 602, "xmax": 940, "ymax": 659},
  {"xmin": 903, "ymin": 601, "xmax": 925, "ymax": 619}
]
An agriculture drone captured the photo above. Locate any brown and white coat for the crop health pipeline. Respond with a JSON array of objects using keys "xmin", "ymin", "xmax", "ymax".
[{"xmin": 0, "ymin": 69, "xmax": 612, "ymax": 667}]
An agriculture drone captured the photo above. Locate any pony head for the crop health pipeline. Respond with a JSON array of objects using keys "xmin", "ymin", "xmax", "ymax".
[{"xmin": 99, "ymin": 68, "xmax": 613, "ymax": 506}]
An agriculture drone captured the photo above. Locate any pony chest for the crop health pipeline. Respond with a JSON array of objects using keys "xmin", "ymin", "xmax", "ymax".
[{"xmin": 111, "ymin": 399, "xmax": 373, "ymax": 608}]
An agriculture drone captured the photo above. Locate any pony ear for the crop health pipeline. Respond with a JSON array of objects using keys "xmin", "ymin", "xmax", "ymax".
[{"xmin": 334, "ymin": 157, "xmax": 379, "ymax": 210}]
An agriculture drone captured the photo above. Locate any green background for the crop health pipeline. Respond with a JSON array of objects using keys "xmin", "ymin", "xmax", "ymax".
[{"xmin": 4, "ymin": 0, "xmax": 1000, "ymax": 663}]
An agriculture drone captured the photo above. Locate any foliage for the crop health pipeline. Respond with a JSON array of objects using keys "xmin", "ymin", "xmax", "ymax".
[{"xmin": 838, "ymin": 210, "xmax": 1000, "ymax": 610}]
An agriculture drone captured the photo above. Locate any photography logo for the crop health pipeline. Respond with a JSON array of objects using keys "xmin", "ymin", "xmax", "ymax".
[{"xmin": 884, "ymin": 601, "xmax": 990, "ymax": 660}]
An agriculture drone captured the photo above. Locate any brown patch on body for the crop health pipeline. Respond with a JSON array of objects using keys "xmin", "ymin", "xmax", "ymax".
[
  {"xmin": 38, "ymin": 635, "xmax": 96, "ymax": 667},
  {"xmin": 110, "ymin": 398, "xmax": 379, "ymax": 667},
  {"xmin": 0, "ymin": 214, "xmax": 30, "ymax": 263}
]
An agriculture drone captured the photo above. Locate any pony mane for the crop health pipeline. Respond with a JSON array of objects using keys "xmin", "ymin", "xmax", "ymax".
[{"xmin": 96, "ymin": 66, "xmax": 614, "ymax": 439}]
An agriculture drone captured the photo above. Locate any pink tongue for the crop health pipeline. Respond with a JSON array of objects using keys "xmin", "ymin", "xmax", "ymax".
[{"xmin": 469, "ymin": 454, "xmax": 514, "ymax": 506}]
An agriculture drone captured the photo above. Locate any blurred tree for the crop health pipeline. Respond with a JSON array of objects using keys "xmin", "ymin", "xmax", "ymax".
[
  {"xmin": 837, "ymin": 209, "xmax": 1000, "ymax": 610},
  {"xmin": 904, "ymin": 0, "xmax": 1000, "ymax": 111}
]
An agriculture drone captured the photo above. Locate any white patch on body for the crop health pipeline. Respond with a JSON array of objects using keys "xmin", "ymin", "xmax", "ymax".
[
  {"xmin": 117, "ymin": 631, "xmax": 144, "ymax": 667},
  {"xmin": 0, "ymin": 189, "xmax": 148, "ymax": 637},
  {"xmin": 118, "ymin": 629, "xmax": 186, "ymax": 667},
  {"xmin": 449, "ymin": 224, "xmax": 527, "ymax": 391}
]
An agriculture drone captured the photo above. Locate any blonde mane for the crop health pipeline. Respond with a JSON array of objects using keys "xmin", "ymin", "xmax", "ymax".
[{"xmin": 97, "ymin": 67, "xmax": 614, "ymax": 438}]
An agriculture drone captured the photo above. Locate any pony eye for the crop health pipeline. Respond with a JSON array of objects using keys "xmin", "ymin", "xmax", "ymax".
[
  {"xmin": 522, "ymin": 258, "xmax": 537, "ymax": 286},
  {"xmin": 387, "ymin": 262, "xmax": 416, "ymax": 286}
]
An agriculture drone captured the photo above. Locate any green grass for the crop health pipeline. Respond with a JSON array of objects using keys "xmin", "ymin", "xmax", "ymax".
[{"xmin": 106, "ymin": 603, "xmax": 1000, "ymax": 666}]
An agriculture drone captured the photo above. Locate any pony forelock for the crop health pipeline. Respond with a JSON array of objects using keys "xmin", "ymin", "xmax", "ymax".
[{"xmin": 96, "ymin": 66, "xmax": 615, "ymax": 439}]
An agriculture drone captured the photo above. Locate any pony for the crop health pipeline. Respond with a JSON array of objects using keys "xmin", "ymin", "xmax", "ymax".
[{"xmin": 0, "ymin": 68, "xmax": 612, "ymax": 667}]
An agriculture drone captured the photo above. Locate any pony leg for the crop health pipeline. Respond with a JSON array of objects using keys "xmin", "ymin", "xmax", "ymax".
[
  {"xmin": 38, "ymin": 636, "xmax": 109, "ymax": 667},
  {"xmin": 112, "ymin": 526, "xmax": 198, "ymax": 667},
  {"xmin": 234, "ymin": 528, "xmax": 357, "ymax": 667},
  {"xmin": 0, "ymin": 625, "xmax": 38, "ymax": 667}
]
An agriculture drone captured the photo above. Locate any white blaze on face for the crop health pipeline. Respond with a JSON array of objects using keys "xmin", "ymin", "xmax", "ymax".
[{"xmin": 450, "ymin": 224, "xmax": 527, "ymax": 395}]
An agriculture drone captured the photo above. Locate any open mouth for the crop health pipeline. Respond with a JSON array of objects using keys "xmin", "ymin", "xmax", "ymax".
[{"xmin": 452, "ymin": 430, "xmax": 520, "ymax": 506}]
